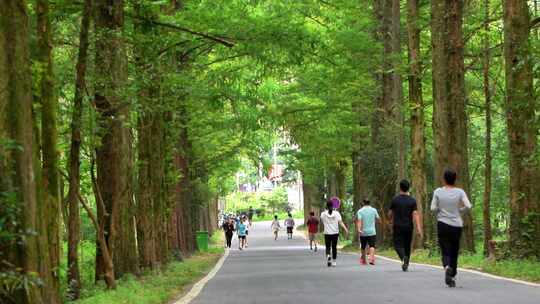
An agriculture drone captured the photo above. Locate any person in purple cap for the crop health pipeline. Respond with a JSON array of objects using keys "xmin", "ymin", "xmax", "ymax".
[{"xmin": 330, "ymin": 196, "xmax": 341, "ymax": 209}]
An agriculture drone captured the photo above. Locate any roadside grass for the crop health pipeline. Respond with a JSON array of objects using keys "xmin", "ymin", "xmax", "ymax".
[
  {"xmin": 363, "ymin": 247, "xmax": 540, "ymax": 283},
  {"xmin": 70, "ymin": 233, "xmax": 224, "ymax": 304}
]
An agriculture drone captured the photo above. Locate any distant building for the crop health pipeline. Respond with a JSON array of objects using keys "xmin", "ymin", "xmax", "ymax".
[
  {"xmin": 287, "ymin": 182, "xmax": 303, "ymax": 211},
  {"xmin": 268, "ymin": 164, "xmax": 283, "ymax": 183}
]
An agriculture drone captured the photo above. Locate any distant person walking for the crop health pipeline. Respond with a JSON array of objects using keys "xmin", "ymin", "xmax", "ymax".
[
  {"xmin": 271, "ymin": 215, "xmax": 281, "ymax": 240},
  {"xmin": 222, "ymin": 218, "xmax": 235, "ymax": 249},
  {"xmin": 245, "ymin": 216, "xmax": 250, "ymax": 248},
  {"xmin": 389, "ymin": 179, "xmax": 423, "ymax": 271},
  {"xmin": 321, "ymin": 201, "xmax": 348, "ymax": 267},
  {"xmin": 357, "ymin": 199, "xmax": 380, "ymax": 265},
  {"xmin": 248, "ymin": 206, "xmax": 255, "ymax": 225},
  {"xmin": 431, "ymin": 168, "xmax": 472, "ymax": 287},
  {"xmin": 237, "ymin": 217, "xmax": 248, "ymax": 250},
  {"xmin": 284, "ymin": 214, "xmax": 295, "ymax": 239},
  {"xmin": 306, "ymin": 211, "xmax": 320, "ymax": 252}
]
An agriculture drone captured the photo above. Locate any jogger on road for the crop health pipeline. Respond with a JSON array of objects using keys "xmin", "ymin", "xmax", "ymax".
[
  {"xmin": 244, "ymin": 217, "xmax": 250, "ymax": 248},
  {"xmin": 285, "ymin": 214, "xmax": 295, "ymax": 239},
  {"xmin": 237, "ymin": 217, "xmax": 248, "ymax": 250},
  {"xmin": 222, "ymin": 218, "xmax": 235, "ymax": 249},
  {"xmin": 271, "ymin": 215, "xmax": 281, "ymax": 240},
  {"xmin": 389, "ymin": 179, "xmax": 423, "ymax": 271},
  {"xmin": 431, "ymin": 168, "xmax": 472, "ymax": 287},
  {"xmin": 357, "ymin": 199, "xmax": 379, "ymax": 265},
  {"xmin": 321, "ymin": 201, "xmax": 348, "ymax": 267},
  {"xmin": 306, "ymin": 211, "xmax": 319, "ymax": 251}
]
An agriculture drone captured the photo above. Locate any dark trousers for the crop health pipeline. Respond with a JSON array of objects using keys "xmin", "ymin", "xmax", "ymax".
[
  {"xmin": 225, "ymin": 232, "xmax": 233, "ymax": 248},
  {"xmin": 437, "ymin": 221, "xmax": 462, "ymax": 277},
  {"xmin": 325, "ymin": 234, "xmax": 339, "ymax": 260},
  {"xmin": 393, "ymin": 226, "xmax": 413, "ymax": 262}
]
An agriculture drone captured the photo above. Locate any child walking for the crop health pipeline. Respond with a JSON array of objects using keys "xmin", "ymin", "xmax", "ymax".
[{"xmin": 271, "ymin": 215, "xmax": 281, "ymax": 240}]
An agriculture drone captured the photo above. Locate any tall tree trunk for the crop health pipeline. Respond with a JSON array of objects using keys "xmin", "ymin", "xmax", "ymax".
[
  {"xmin": 327, "ymin": 166, "xmax": 338, "ymax": 199},
  {"xmin": 36, "ymin": 1, "xmax": 61, "ymax": 301},
  {"xmin": 82, "ymin": 169, "xmax": 116, "ymax": 289},
  {"xmin": 168, "ymin": 202, "xmax": 182, "ymax": 259},
  {"xmin": 407, "ymin": 0, "xmax": 427, "ymax": 248},
  {"xmin": 503, "ymin": 0, "xmax": 540, "ymax": 258},
  {"xmin": 94, "ymin": 0, "xmax": 139, "ymax": 280},
  {"xmin": 134, "ymin": 3, "xmax": 158, "ymax": 270},
  {"xmin": 335, "ymin": 160, "xmax": 347, "ymax": 203},
  {"xmin": 67, "ymin": 0, "xmax": 92, "ymax": 299},
  {"xmin": 352, "ymin": 151, "xmax": 368, "ymax": 246},
  {"xmin": 302, "ymin": 170, "xmax": 321, "ymax": 222},
  {"xmin": 136, "ymin": 112, "xmax": 157, "ymax": 269},
  {"xmin": 431, "ymin": 0, "xmax": 475, "ymax": 252},
  {"xmin": 352, "ymin": 97, "xmax": 368, "ymax": 246},
  {"xmin": 371, "ymin": 0, "xmax": 399, "ymax": 246},
  {"xmin": 208, "ymin": 196, "xmax": 219, "ymax": 235},
  {"xmin": 172, "ymin": 104, "xmax": 196, "ymax": 254},
  {"xmin": 152, "ymin": 115, "xmax": 169, "ymax": 265},
  {"xmin": 0, "ymin": 2, "xmax": 43, "ymax": 303},
  {"xmin": 482, "ymin": 0, "xmax": 494, "ymax": 257},
  {"xmin": 391, "ymin": 0, "xmax": 406, "ymax": 184}
]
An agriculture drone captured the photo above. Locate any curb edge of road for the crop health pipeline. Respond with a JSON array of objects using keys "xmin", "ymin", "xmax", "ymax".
[
  {"xmin": 368, "ymin": 253, "xmax": 540, "ymax": 288},
  {"xmin": 173, "ymin": 248, "xmax": 231, "ymax": 304},
  {"xmin": 302, "ymin": 222, "xmax": 539, "ymax": 288}
]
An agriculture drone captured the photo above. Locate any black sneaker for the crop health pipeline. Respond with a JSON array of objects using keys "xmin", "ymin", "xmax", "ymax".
[
  {"xmin": 314, "ymin": 246, "xmax": 318, "ymax": 252},
  {"xmin": 327, "ymin": 256, "xmax": 332, "ymax": 267},
  {"xmin": 445, "ymin": 267, "xmax": 455, "ymax": 287},
  {"xmin": 402, "ymin": 256, "xmax": 409, "ymax": 272}
]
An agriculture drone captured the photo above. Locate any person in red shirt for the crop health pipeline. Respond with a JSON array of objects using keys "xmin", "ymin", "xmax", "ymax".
[{"xmin": 306, "ymin": 211, "xmax": 320, "ymax": 252}]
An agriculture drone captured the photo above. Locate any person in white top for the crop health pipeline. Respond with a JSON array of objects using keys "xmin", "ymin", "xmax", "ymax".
[
  {"xmin": 271, "ymin": 215, "xmax": 281, "ymax": 240},
  {"xmin": 320, "ymin": 201, "xmax": 349, "ymax": 267},
  {"xmin": 431, "ymin": 168, "xmax": 472, "ymax": 288}
]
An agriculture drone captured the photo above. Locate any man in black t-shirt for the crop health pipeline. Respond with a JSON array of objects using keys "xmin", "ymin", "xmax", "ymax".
[{"xmin": 389, "ymin": 179, "xmax": 423, "ymax": 271}]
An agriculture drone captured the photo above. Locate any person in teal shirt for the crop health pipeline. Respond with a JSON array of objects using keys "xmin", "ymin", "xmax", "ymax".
[
  {"xmin": 357, "ymin": 199, "xmax": 380, "ymax": 265},
  {"xmin": 237, "ymin": 217, "xmax": 247, "ymax": 250}
]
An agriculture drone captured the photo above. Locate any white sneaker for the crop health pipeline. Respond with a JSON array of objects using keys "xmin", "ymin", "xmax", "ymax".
[{"xmin": 332, "ymin": 260, "xmax": 337, "ymax": 267}]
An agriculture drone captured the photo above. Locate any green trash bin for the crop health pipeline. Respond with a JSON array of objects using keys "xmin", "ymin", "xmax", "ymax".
[{"xmin": 196, "ymin": 231, "xmax": 209, "ymax": 252}]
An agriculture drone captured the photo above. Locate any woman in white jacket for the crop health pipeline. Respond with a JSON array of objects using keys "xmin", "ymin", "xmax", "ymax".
[{"xmin": 320, "ymin": 201, "xmax": 348, "ymax": 267}]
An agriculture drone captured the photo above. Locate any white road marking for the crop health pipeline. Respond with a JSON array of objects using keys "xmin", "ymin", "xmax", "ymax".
[
  {"xmin": 173, "ymin": 249, "xmax": 231, "ymax": 304},
  {"xmin": 374, "ymin": 254, "xmax": 540, "ymax": 287}
]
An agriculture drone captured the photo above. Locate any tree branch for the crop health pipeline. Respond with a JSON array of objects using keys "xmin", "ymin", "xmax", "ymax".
[
  {"xmin": 129, "ymin": 14, "xmax": 235, "ymax": 47},
  {"xmin": 531, "ymin": 16, "xmax": 540, "ymax": 29},
  {"xmin": 199, "ymin": 53, "xmax": 249, "ymax": 67}
]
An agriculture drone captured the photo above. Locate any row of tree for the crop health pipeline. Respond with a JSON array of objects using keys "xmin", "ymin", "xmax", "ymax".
[
  {"xmin": 1, "ymin": 0, "xmax": 248, "ymax": 302},
  {"xmin": 292, "ymin": 0, "xmax": 540, "ymax": 259},
  {"xmin": 2, "ymin": 0, "xmax": 540, "ymax": 303}
]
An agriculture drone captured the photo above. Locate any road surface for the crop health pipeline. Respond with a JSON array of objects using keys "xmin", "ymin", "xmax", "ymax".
[{"xmin": 191, "ymin": 221, "xmax": 540, "ymax": 304}]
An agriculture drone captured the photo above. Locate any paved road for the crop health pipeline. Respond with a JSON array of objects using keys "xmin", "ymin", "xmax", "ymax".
[{"xmin": 192, "ymin": 221, "xmax": 540, "ymax": 304}]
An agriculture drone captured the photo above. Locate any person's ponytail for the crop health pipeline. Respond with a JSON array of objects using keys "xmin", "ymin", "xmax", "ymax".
[{"xmin": 326, "ymin": 201, "xmax": 333, "ymax": 215}]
